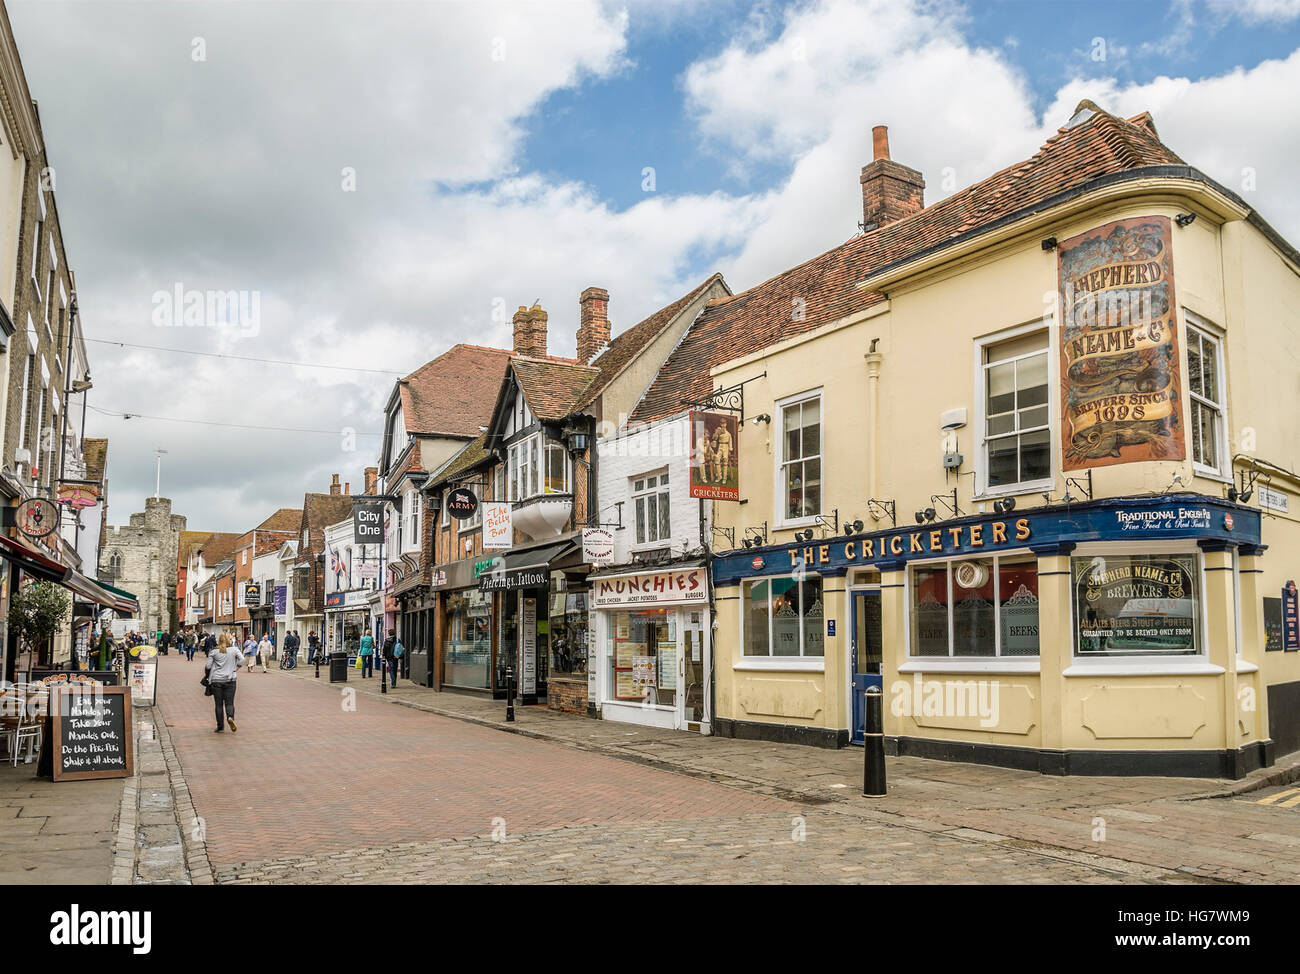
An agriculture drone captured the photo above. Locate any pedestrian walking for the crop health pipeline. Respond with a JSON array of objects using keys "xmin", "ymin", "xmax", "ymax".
[
  {"xmin": 381, "ymin": 633, "xmax": 399, "ymax": 686},
  {"xmin": 184, "ymin": 629, "xmax": 196, "ymax": 661},
  {"xmin": 258, "ymin": 633, "xmax": 273, "ymax": 673},
  {"xmin": 204, "ymin": 633, "xmax": 244, "ymax": 733},
  {"xmin": 202, "ymin": 631, "xmax": 216, "ymax": 658},
  {"xmin": 359, "ymin": 630, "xmax": 374, "ymax": 678},
  {"xmin": 307, "ymin": 631, "xmax": 319, "ymax": 665},
  {"xmin": 243, "ymin": 635, "xmax": 258, "ymax": 673}
]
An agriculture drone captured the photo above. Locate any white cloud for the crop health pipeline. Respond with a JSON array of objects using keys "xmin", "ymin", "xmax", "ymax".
[{"xmin": 1209, "ymin": 0, "xmax": 1300, "ymax": 25}]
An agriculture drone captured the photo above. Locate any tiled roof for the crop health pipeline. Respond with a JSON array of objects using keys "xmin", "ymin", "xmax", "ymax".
[
  {"xmin": 195, "ymin": 532, "xmax": 242, "ymax": 566},
  {"xmin": 177, "ymin": 531, "xmax": 214, "ymax": 567},
  {"xmin": 576, "ymin": 274, "xmax": 726, "ymax": 409},
  {"xmin": 298, "ymin": 493, "xmax": 357, "ymax": 557},
  {"xmin": 256, "ymin": 507, "xmax": 302, "ymax": 533},
  {"xmin": 511, "ymin": 356, "xmax": 600, "ymax": 422},
  {"xmin": 400, "ymin": 344, "xmax": 511, "ymax": 438},
  {"xmin": 631, "ymin": 106, "xmax": 1185, "ymax": 423},
  {"xmin": 82, "ymin": 438, "xmax": 108, "ymax": 483}
]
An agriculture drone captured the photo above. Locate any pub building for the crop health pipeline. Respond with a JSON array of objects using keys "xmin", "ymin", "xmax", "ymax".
[{"xmin": 636, "ymin": 106, "xmax": 1300, "ymax": 776}]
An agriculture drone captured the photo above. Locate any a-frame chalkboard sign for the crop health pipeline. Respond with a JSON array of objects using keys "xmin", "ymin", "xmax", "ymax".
[{"xmin": 46, "ymin": 686, "xmax": 134, "ymax": 782}]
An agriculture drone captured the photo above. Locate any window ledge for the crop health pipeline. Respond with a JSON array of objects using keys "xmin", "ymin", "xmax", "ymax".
[
  {"xmin": 1062, "ymin": 662, "xmax": 1224, "ymax": 677},
  {"xmin": 898, "ymin": 659, "xmax": 1040, "ymax": 674},
  {"xmin": 1236, "ymin": 661, "xmax": 1259, "ymax": 674},
  {"xmin": 972, "ymin": 481, "xmax": 1053, "ymax": 503},
  {"xmin": 733, "ymin": 658, "xmax": 825, "ymax": 672}
]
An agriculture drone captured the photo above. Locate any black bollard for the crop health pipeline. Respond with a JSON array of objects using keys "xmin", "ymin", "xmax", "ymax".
[
  {"xmin": 505, "ymin": 666, "xmax": 515, "ymax": 722},
  {"xmin": 314, "ymin": 651, "xmax": 321, "ymax": 680},
  {"xmin": 863, "ymin": 685, "xmax": 886, "ymax": 797}
]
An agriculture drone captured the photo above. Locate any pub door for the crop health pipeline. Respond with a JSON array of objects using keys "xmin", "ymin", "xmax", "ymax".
[{"xmin": 850, "ymin": 590, "xmax": 883, "ymax": 745}]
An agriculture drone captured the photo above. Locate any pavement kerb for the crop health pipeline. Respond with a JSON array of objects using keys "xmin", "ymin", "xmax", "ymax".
[{"xmin": 152, "ymin": 700, "xmax": 215, "ymax": 885}]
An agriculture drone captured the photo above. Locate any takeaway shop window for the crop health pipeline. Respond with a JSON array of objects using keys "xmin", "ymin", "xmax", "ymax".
[
  {"xmin": 743, "ymin": 575, "xmax": 824, "ymax": 657},
  {"xmin": 982, "ymin": 331, "xmax": 1051, "ymax": 490},
  {"xmin": 1073, "ymin": 553, "xmax": 1199, "ymax": 657},
  {"xmin": 911, "ymin": 557, "xmax": 1039, "ymax": 657}
]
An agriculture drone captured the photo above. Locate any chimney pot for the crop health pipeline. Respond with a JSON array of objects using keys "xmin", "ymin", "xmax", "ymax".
[
  {"xmin": 513, "ymin": 302, "xmax": 548, "ymax": 358},
  {"xmin": 330, "ymin": 473, "xmax": 340, "ymax": 496},
  {"xmin": 344, "ymin": 482, "xmax": 350, "ymax": 495},
  {"xmin": 872, "ymin": 125, "xmax": 890, "ymax": 161}
]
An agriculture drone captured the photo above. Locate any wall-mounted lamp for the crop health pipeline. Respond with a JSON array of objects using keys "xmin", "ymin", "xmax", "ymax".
[
  {"xmin": 992, "ymin": 496, "xmax": 1016, "ymax": 514},
  {"xmin": 914, "ymin": 507, "xmax": 936, "ymax": 524},
  {"xmin": 842, "ymin": 519, "xmax": 865, "ymax": 537},
  {"xmin": 1175, "ymin": 212, "xmax": 1196, "ymax": 228},
  {"xmin": 1041, "ymin": 236, "xmax": 1057, "ymax": 251},
  {"xmin": 793, "ymin": 528, "xmax": 816, "ymax": 542},
  {"xmin": 751, "ymin": 414, "xmax": 771, "ymax": 425}
]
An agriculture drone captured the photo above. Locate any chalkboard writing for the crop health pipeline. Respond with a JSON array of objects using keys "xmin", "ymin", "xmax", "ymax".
[
  {"xmin": 1264, "ymin": 597, "xmax": 1283, "ymax": 652},
  {"xmin": 49, "ymin": 686, "xmax": 133, "ymax": 782}
]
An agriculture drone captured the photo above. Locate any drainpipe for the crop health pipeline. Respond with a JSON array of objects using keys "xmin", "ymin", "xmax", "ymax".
[{"xmin": 864, "ymin": 340, "xmax": 883, "ymax": 501}]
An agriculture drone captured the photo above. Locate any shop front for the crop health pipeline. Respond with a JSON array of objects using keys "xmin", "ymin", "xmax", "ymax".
[
  {"xmin": 324, "ymin": 589, "xmax": 371, "ymax": 662},
  {"xmin": 712, "ymin": 495, "xmax": 1276, "ymax": 777},
  {"xmin": 588, "ymin": 563, "xmax": 711, "ymax": 733}
]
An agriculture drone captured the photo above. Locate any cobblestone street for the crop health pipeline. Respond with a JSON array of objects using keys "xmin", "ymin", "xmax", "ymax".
[{"xmin": 139, "ymin": 655, "xmax": 1300, "ymax": 884}]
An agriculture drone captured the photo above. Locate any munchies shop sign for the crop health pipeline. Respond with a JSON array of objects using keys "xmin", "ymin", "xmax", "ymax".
[
  {"xmin": 1058, "ymin": 215, "xmax": 1185, "ymax": 471},
  {"xmin": 591, "ymin": 568, "xmax": 707, "ymax": 608}
]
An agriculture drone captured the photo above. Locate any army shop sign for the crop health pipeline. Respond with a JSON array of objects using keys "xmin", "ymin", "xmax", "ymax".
[{"xmin": 1058, "ymin": 216, "xmax": 1185, "ymax": 471}]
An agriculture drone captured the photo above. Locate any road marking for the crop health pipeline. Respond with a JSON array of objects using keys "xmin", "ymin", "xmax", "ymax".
[{"xmin": 1254, "ymin": 786, "xmax": 1300, "ymax": 806}]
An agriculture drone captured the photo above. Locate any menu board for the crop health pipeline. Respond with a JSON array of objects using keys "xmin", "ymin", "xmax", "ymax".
[
  {"xmin": 49, "ymin": 686, "xmax": 134, "ymax": 781},
  {"xmin": 1264, "ymin": 597, "xmax": 1283, "ymax": 652},
  {"xmin": 658, "ymin": 645, "xmax": 677, "ymax": 691},
  {"xmin": 128, "ymin": 660, "xmax": 158, "ymax": 706}
]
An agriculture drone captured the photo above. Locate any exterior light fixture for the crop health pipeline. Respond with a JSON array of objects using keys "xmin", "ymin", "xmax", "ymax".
[
  {"xmin": 1041, "ymin": 236, "xmax": 1057, "ymax": 251},
  {"xmin": 1175, "ymin": 212, "xmax": 1196, "ymax": 227},
  {"xmin": 752, "ymin": 414, "xmax": 772, "ymax": 425},
  {"xmin": 992, "ymin": 496, "xmax": 1016, "ymax": 514},
  {"xmin": 842, "ymin": 519, "xmax": 864, "ymax": 536},
  {"xmin": 427, "ymin": 492, "xmax": 442, "ymax": 515}
]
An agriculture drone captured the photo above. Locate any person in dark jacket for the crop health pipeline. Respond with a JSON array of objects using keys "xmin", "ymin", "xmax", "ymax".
[
  {"xmin": 307, "ymin": 631, "xmax": 320, "ymax": 664},
  {"xmin": 381, "ymin": 633, "xmax": 399, "ymax": 686},
  {"xmin": 284, "ymin": 630, "xmax": 300, "ymax": 667}
]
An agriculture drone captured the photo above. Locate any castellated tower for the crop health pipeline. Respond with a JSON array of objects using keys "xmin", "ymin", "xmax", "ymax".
[{"xmin": 99, "ymin": 497, "xmax": 187, "ymax": 635}]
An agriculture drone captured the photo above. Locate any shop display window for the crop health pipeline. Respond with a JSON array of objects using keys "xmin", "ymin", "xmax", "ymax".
[
  {"xmin": 446, "ymin": 590, "xmax": 492, "ymax": 688},
  {"xmin": 549, "ymin": 588, "xmax": 588, "ymax": 676},
  {"xmin": 910, "ymin": 557, "xmax": 1039, "ymax": 658},
  {"xmin": 606, "ymin": 608, "xmax": 676, "ymax": 705},
  {"xmin": 1073, "ymin": 553, "xmax": 1199, "ymax": 657},
  {"xmin": 741, "ymin": 574, "xmax": 824, "ymax": 657}
]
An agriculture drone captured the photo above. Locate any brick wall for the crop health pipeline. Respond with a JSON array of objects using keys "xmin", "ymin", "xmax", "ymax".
[{"xmin": 547, "ymin": 678, "xmax": 588, "ymax": 715}]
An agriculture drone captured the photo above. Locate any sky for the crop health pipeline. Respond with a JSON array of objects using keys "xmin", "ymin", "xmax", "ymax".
[{"xmin": 8, "ymin": 0, "xmax": 1300, "ymax": 533}]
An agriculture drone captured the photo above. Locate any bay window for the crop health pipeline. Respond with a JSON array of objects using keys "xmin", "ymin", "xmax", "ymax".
[
  {"xmin": 910, "ymin": 556, "xmax": 1039, "ymax": 657},
  {"xmin": 507, "ymin": 433, "xmax": 569, "ymax": 500},
  {"xmin": 743, "ymin": 574, "xmax": 824, "ymax": 657}
]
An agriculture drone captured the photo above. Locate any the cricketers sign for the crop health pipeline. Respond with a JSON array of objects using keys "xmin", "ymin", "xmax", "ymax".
[
  {"xmin": 689, "ymin": 410, "xmax": 739, "ymax": 501},
  {"xmin": 1058, "ymin": 215, "xmax": 1185, "ymax": 470}
]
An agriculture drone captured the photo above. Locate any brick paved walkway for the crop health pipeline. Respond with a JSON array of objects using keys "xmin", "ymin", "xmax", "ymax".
[{"xmin": 154, "ymin": 655, "xmax": 1300, "ymax": 884}]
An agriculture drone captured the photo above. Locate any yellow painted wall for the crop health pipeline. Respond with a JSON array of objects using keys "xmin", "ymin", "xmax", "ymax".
[{"xmin": 710, "ymin": 183, "xmax": 1300, "ymax": 759}]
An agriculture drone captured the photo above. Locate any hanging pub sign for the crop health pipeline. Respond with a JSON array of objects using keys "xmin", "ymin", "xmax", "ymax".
[
  {"xmin": 353, "ymin": 503, "xmax": 383, "ymax": 543},
  {"xmin": 1058, "ymin": 215, "xmax": 1185, "ymax": 470},
  {"xmin": 446, "ymin": 487, "xmax": 479, "ymax": 520},
  {"xmin": 244, "ymin": 582, "xmax": 261, "ymax": 607},
  {"xmin": 689, "ymin": 410, "xmax": 739, "ymax": 501},
  {"xmin": 1283, "ymin": 580, "xmax": 1299, "ymax": 651},
  {"xmin": 482, "ymin": 501, "xmax": 512, "ymax": 549},
  {"xmin": 1073, "ymin": 553, "xmax": 1198, "ymax": 656},
  {"xmin": 16, "ymin": 496, "xmax": 59, "ymax": 539}
]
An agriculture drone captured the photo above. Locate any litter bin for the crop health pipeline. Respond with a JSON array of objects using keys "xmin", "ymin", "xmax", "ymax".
[
  {"xmin": 329, "ymin": 652, "xmax": 349, "ymax": 683},
  {"xmin": 408, "ymin": 647, "xmax": 431, "ymax": 687}
]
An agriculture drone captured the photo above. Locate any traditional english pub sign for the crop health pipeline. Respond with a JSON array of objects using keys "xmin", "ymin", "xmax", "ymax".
[
  {"xmin": 1058, "ymin": 215, "xmax": 1185, "ymax": 470},
  {"xmin": 689, "ymin": 410, "xmax": 739, "ymax": 501}
]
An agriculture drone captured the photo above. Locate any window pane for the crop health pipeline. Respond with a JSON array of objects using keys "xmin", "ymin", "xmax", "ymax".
[
  {"xmin": 912, "ymin": 566, "xmax": 950, "ymax": 656},
  {"xmin": 646, "ymin": 494, "xmax": 658, "ymax": 541},
  {"xmin": 635, "ymin": 497, "xmax": 646, "ymax": 544},
  {"xmin": 1018, "ymin": 405, "xmax": 1049, "ymax": 430},
  {"xmin": 634, "ymin": 479, "xmax": 643, "ymax": 492},
  {"xmin": 1190, "ymin": 403, "xmax": 1204, "ymax": 466},
  {"xmin": 802, "ymin": 459, "xmax": 821, "ymax": 516},
  {"xmin": 988, "ymin": 437, "xmax": 1018, "ymax": 487},
  {"xmin": 545, "ymin": 444, "xmax": 566, "ymax": 493},
  {"xmin": 1186, "ymin": 331, "xmax": 1203, "ymax": 396},
  {"xmin": 658, "ymin": 491, "xmax": 670, "ymax": 540},
  {"xmin": 1201, "ymin": 335, "xmax": 1218, "ymax": 404},
  {"xmin": 951, "ymin": 559, "xmax": 996, "ymax": 656},
  {"xmin": 988, "ymin": 413, "xmax": 1015, "ymax": 436},
  {"xmin": 800, "ymin": 577, "xmax": 824, "ymax": 656},
  {"xmin": 744, "ymin": 581, "xmax": 770, "ymax": 656},
  {"xmin": 659, "ymin": 471, "xmax": 668, "ymax": 485},
  {"xmin": 783, "ymin": 406, "xmax": 801, "ymax": 461},
  {"xmin": 802, "ymin": 402, "xmax": 821, "ymax": 457},
  {"xmin": 1016, "ymin": 353, "xmax": 1048, "ymax": 408},
  {"xmin": 1074, "ymin": 554, "xmax": 1199, "ymax": 656},
  {"xmin": 784, "ymin": 465, "xmax": 803, "ymax": 520},
  {"xmin": 998, "ymin": 559, "xmax": 1040, "ymax": 656},
  {"xmin": 987, "ymin": 362, "xmax": 1015, "ymax": 416},
  {"xmin": 1020, "ymin": 429, "xmax": 1051, "ymax": 482},
  {"xmin": 1198, "ymin": 403, "xmax": 1218, "ymax": 469}
]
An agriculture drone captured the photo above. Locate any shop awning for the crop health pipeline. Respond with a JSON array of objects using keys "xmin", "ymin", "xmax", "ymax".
[
  {"xmin": 95, "ymin": 579, "xmax": 141, "ymax": 615},
  {"xmin": 477, "ymin": 540, "xmax": 575, "ymax": 591},
  {"xmin": 0, "ymin": 534, "xmax": 68, "ymax": 583},
  {"xmin": 61, "ymin": 569, "xmax": 122, "ymax": 608}
]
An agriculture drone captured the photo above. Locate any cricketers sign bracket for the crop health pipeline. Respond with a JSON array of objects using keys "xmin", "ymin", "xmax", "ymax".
[{"xmin": 680, "ymin": 372, "xmax": 765, "ymax": 423}]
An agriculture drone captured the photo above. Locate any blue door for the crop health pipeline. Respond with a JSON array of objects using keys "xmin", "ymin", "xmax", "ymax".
[{"xmin": 850, "ymin": 590, "xmax": 883, "ymax": 745}]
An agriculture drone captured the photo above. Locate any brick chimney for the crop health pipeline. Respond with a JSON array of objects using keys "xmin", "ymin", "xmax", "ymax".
[
  {"xmin": 577, "ymin": 287, "xmax": 611, "ymax": 365},
  {"xmin": 859, "ymin": 125, "xmax": 924, "ymax": 232},
  {"xmin": 364, "ymin": 466, "xmax": 378, "ymax": 495},
  {"xmin": 329, "ymin": 473, "xmax": 340, "ymax": 496},
  {"xmin": 512, "ymin": 303, "xmax": 548, "ymax": 358}
]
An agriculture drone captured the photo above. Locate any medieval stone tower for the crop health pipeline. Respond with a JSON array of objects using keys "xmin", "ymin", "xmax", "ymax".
[{"xmin": 98, "ymin": 496, "xmax": 187, "ymax": 635}]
